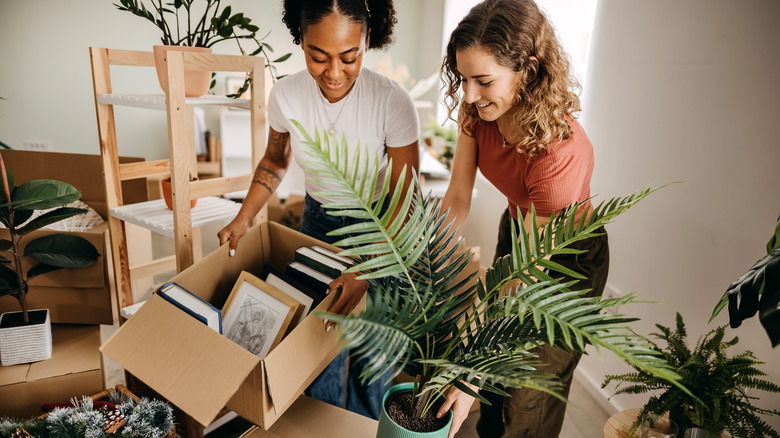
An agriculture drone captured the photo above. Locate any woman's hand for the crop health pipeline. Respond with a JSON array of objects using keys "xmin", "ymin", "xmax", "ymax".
[
  {"xmin": 437, "ymin": 385, "xmax": 477, "ymax": 438},
  {"xmin": 217, "ymin": 214, "xmax": 251, "ymax": 256},
  {"xmin": 324, "ymin": 272, "xmax": 368, "ymax": 331}
]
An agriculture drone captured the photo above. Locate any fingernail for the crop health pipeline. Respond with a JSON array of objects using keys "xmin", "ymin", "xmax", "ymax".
[
  {"xmin": 326, "ymin": 288, "xmax": 333, "ymax": 295},
  {"xmin": 326, "ymin": 325, "xmax": 332, "ymax": 332},
  {"xmin": 229, "ymin": 249, "xmax": 235, "ymax": 257}
]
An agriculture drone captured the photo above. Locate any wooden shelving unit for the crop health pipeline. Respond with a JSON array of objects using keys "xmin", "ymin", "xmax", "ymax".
[{"xmin": 89, "ymin": 47, "xmax": 266, "ymax": 313}]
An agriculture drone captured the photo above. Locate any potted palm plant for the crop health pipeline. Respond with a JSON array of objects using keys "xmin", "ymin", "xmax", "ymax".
[
  {"xmin": 603, "ymin": 313, "xmax": 780, "ymax": 438},
  {"xmin": 294, "ymin": 123, "xmax": 687, "ymax": 437},
  {"xmin": 114, "ymin": 0, "xmax": 291, "ymax": 96},
  {"xmin": 0, "ymin": 153, "xmax": 100, "ymax": 366}
]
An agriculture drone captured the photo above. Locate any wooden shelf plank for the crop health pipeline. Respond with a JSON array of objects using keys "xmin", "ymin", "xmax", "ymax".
[
  {"xmin": 109, "ymin": 197, "xmax": 241, "ymax": 239},
  {"xmin": 97, "ymin": 93, "xmax": 250, "ymax": 111}
]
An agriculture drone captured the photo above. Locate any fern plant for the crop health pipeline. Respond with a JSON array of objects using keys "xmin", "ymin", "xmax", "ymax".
[
  {"xmin": 294, "ymin": 122, "xmax": 687, "ymax": 420},
  {"xmin": 603, "ymin": 313, "xmax": 780, "ymax": 438}
]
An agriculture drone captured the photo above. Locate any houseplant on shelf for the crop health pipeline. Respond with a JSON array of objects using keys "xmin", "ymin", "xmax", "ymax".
[
  {"xmin": 295, "ymin": 123, "xmax": 687, "ymax": 438},
  {"xmin": 114, "ymin": 0, "xmax": 291, "ymax": 97},
  {"xmin": 603, "ymin": 313, "xmax": 780, "ymax": 438},
  {"xmin": 0, "ymin": 153, "xmax": 100, "ymax": 366}
]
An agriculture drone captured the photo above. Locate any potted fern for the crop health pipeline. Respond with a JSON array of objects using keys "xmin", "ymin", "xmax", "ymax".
[
  {"xmin": 114, "ymin": 0, "xmax": 291, "ymax": 96},
  {"xmin": 603, "ymin": 313, "xmax": 780, "ymax": 438},
  {"xmin": 294, "ymin": 123, "xmax": 687, "ymax": 437},
  {"xmin": 0, "ymin": 153, "xmax": 100, "ymax": 366}
]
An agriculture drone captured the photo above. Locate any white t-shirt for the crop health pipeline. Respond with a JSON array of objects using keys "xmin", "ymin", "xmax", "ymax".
[{"xmin": 268, "ymin": 68, "xmax": 419, "ymax": 204}]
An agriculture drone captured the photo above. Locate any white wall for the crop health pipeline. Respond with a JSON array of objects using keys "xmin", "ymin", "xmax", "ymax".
[
  {"xmin": 0, "ymin": 0, "xmax": 424, "ymax": 161},
  {"xmin": 578, "ymin": 0, "xmax": 780, "ymax": 428}
]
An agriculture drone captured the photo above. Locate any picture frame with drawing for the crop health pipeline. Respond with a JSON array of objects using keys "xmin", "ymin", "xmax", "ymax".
[{"xmin": 222, "ymin": 271, "xmax": 302, "ymax": 359}]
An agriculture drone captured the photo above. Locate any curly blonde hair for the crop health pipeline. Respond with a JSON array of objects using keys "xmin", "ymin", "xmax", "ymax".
[{"xmin": 441, "ymin": 0, "xmax": 581, "ymax": 158}]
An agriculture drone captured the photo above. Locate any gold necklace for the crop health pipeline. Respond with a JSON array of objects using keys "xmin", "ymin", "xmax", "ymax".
[{"xmin": 496, "ymin": 123, "xmax": 512, "ymax": 149}]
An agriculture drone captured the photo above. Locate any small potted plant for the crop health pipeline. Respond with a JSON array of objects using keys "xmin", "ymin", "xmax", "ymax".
[
  {"xmin": 114, "ymin": 0, "xmax": 291, "ymax": 96},
  {"xmin": 603, "ymin": 313, "xmax": 780, "ymax": 438},
  {"xmin": 161, "ymin": 171, "xmax": 197, "ymax": 210},
  {"xmin": 295, "ymin": 123, "xmax": 687, "ymax": 438},
  {"xmin": 0, "ymin": 153, "xmax": 100, "ymax": 366}
]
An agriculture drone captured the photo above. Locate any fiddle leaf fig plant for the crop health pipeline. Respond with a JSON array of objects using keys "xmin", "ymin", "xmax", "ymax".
[
  {"xmin": 293, "ymin": 122, "xmax": 688, "ymax": 420},
  {"xmin": 114, "ymin": 0, "xmax": 291, "ymax": 95},
  {"xmin": 0, "ymin": 153, "xmax": 100, "ymax": 325}
]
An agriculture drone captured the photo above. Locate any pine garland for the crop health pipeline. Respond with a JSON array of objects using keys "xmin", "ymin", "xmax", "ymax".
[{"xmin": 0, "ymin": 390, "xmax": 174, "ymax": 438}]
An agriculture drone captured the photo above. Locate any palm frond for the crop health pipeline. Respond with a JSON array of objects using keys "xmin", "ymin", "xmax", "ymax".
[{"xmin": 294, "ymin": 123, "xmax": 684, "ymax": 418}]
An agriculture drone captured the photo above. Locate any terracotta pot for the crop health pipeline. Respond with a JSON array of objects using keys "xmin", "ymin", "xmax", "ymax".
[
  {"xmin": 161, "ymin": 177, "xmax": 197, "ymax": 210},
  {"xmin": 152, "ymin": 45, "xmax": 212, "ymax": 97},
  {"xmin": 0, "ymin": 309, "xmax": 52, "ymax": 366}
]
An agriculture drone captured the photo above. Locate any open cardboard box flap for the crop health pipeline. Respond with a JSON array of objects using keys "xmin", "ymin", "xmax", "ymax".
[
  {"xmin": 263, "ymin": 292, "xmax": 344, "ymax": 415},
  {"xmin": 102, "ymin": 293, "xmax": 260, "ymax": 425}
]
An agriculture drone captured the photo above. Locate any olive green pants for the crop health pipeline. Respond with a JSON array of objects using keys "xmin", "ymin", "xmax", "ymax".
[{"xmin": 476, "ymin": 209, "xmax": 609, "ymax": 438}]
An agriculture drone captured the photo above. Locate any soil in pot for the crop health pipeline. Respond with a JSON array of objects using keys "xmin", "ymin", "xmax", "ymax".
[
  {"xmin": 385, "ymin": 390, "xmax": 449, "ymax": 433},
  {"xmin": 0, "ymin": 310, "xmax": 48, "ymax": 328}
]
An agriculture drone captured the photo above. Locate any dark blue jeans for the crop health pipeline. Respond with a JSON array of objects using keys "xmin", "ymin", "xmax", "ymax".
[{"xmin": 299, "ymin": 193, "xmax": 391, "ymax": 420}]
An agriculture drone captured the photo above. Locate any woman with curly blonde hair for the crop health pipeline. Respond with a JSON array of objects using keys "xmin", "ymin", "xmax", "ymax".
[{"xmin": 436, "ymin": 1, "xmax": 609, "ymax": 437}]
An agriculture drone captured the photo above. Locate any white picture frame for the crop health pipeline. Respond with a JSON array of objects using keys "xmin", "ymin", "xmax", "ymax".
[{"xmin": 222, "ymin": 271, "xmax": 301, "ymax": 359}]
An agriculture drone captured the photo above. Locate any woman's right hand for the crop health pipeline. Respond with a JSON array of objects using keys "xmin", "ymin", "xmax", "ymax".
[{"xmin": 217, "ymin": 215, "xmax": 251, "ymax": 256}]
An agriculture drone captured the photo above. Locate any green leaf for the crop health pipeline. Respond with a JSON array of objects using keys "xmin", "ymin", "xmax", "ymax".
[
  {"xmin": 273, "ymin": 53, "xmax": 292, "ymax": 63},
  {"xmin": 23, "ymin": 234, "xmax": 99, "ymax": 268},
  {"xmin": 0, "ymin": 264, "xmax": 19, "ymax": 291},
  {"xmin": 18, "ymin": 207, "xmax": 86, "ymax": 235},
  {"xmin": 27, "ymin": 262, "xmax": 63, "ymax": 279},
  {"xmin": 0, "ymin": 179, "xmax": 81, "ymax": 211}
]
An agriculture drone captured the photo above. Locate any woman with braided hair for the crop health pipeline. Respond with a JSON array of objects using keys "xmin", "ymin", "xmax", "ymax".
[
  {"xmin": 435, "ymin": 0, "xmax": 609, "ymax": 437},
  {"xmin": 218, "ymin": 0, "xmax": 419, "ymax": 419}
]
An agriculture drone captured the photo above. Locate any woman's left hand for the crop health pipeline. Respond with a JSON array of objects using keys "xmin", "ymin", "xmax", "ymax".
[
  {"xmin": 324, "ymin": 272, "xmax": 368, "ymax": 331},
  {"xmin": 437, "ymin": 385, "xmax": 477, "ymax": 438}
]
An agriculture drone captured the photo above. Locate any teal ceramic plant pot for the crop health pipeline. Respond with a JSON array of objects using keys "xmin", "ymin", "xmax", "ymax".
[{"xmin": 377, "ymin": 382, "xmax": 453, "ymax": 438}]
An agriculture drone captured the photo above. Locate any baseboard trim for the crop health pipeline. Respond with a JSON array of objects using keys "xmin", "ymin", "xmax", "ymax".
[{"xmin": 573, "ymin": 366, "xmax": 620, "ymax": 416}]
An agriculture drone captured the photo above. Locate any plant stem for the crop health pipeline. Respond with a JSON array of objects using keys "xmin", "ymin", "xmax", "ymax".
[
  {"xmin": 0, "ymin": 152, "xmax": 28, "ymax": 324},
  {"xmin": 412, "ymin": 379, "xmax": 433, "ymax": 419}
]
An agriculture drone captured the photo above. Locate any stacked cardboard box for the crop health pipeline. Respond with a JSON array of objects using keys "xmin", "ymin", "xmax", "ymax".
[
  {"xmin": 0, "ymin": 150, "xmax": 146, "ymax": 419},
  {"xmin": 0, "ymin": 325, "xmax": 104, "ymax": 418},
  {"xmin": 0, "ymin": 150, "xmax": 147, "ymax": 324}
]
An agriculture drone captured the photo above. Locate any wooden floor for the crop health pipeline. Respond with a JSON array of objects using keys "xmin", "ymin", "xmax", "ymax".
[{"xmin": 454, "ymin": 378, "xmax": 611, "ymax": 438}]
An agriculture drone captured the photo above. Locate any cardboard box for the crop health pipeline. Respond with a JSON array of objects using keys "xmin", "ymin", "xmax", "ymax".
[
  {"xmin": 0, "ymin": 324, "xmax": 104, "ymax": 418},
  {"xmin": 102, "ymin": 222, "xmax": 344, "ymax": 429},
  {"xmin": 0, "ymin": 150, "xmax": 147, "ymax": 324},
  {"xmin": 239, "ymin": 396, "xmax": 378, "ymax": 438},
  {"xmin": 267, "ymin": 193, "xmax": 304, "ymax": 230}
]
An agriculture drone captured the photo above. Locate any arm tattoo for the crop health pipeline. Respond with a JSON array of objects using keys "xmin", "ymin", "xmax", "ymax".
[
  {"xmin": 252, "ymin": 129, "xmax": 290, "ymax": 193},
  {"xmin": 253, "ymin": 164, "xmax": 281, "ymax": 193},
  {"xmin": 267, "ymin": 130, "xmax": 290, "ymax": 163}
]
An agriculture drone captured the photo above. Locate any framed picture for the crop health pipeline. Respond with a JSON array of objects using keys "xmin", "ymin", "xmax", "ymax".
[{"xmin": 222, "ymin": 271, "xmax": 302, "ymax": 359}]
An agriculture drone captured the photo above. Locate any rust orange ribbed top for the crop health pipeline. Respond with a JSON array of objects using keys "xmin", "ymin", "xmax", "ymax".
[{"xmin": 470, "ymin": 118, "xmax": 594, "ymax": 222}]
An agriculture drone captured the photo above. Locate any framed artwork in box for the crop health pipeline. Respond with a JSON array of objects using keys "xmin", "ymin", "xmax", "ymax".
[{"xmin": 222, "ymin": 271, "xmax": 301, "ymax": 358}]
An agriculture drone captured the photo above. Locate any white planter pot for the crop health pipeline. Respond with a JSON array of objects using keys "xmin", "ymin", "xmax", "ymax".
[{"xmin": 0, "ymin": 309, "xmax": 52, "ymax": 366}]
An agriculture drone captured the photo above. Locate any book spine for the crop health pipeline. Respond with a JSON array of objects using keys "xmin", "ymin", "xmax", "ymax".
[
  {"xmin": 158, "ymin": 291, "xmax": 209, "ymax": 326},
  {"xmin": 294, "ymin": 249, "xmax": 342, "ymax": 278}
]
